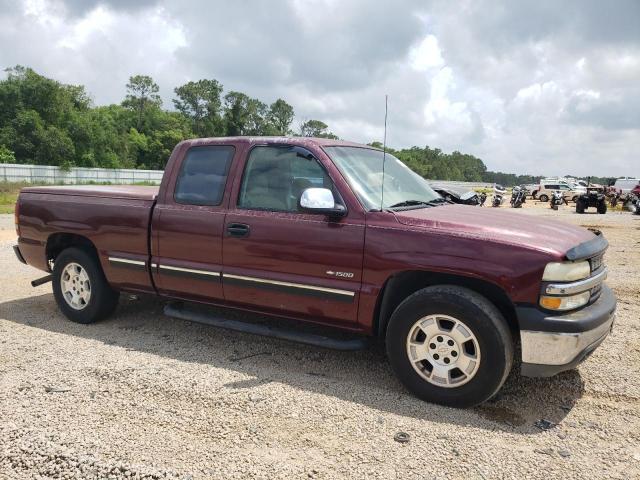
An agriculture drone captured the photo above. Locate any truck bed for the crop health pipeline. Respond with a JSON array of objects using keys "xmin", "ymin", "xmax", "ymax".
[
  {"xmin": 20, "ymin": 185, "xmax": 159, "ymax": 201},
  {"xmin": 17, "ymin": 185, "xmax": 158, "ymax": 294}
]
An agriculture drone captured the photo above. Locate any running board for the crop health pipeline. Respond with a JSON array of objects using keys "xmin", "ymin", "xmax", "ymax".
[{"xmin": 163, "ymin": 303, "xmax": 369, "ymax": 351}]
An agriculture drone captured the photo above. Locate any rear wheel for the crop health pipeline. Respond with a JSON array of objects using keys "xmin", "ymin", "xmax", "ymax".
[
  {"xmin": 52, "ymin": 247, "xmax": 119, "ymax": 324},
  {"xmin": 539, "ymin": 193, "xmax": 549, "ymax": 202},
  {"xmin": 386, "ymin": 286, "xmax": 513, "ymax": 408},
  {"xmin": 576, "ymin": 199, "xmax": 585, "ymax": 213}
]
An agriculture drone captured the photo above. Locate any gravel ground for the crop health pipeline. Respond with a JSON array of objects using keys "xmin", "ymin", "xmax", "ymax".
[{"xmin": 1, "ymin": 202, "xmax": 639, "ymax": 480}]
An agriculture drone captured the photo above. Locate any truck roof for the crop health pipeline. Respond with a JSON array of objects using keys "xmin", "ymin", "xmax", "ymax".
[{"xmin": 180, "ymin": 136, "xmax": 379, "ymax": 150}]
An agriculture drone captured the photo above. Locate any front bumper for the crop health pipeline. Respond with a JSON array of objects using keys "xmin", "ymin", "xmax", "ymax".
[{"xmin": 517, "ymin": 284, "xmax": 616, "ymax": 377}]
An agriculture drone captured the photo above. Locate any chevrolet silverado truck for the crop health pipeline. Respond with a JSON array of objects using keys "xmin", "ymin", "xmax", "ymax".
[{"xmin": 13, "ymin": 137, "xmax": 616, "ymax": 407}]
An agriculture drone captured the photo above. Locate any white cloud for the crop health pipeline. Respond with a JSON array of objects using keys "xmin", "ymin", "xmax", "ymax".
[{"xmin": 409, "ymin": 35, "xmax": 444, "ymax": 71}]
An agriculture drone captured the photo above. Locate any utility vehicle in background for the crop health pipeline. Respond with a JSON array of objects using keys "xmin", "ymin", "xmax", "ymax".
[{"xmin": 576, "ymin": 185, "xmax": 607, "ymax": 214}]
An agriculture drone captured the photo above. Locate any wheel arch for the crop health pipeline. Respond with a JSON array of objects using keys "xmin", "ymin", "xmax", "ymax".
[
  {"xmin": 46, "ymin": 233, "xmax": 98, "ymax": 268},
  {"xmin": 374, "ymin": 270, "xmax": 518, "ymax": 339}
]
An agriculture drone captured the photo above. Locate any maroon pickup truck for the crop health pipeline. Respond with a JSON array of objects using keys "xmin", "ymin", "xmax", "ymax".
[{"xmin": 14, "ymin": 137, "xmax": 616, "ymax": 407}]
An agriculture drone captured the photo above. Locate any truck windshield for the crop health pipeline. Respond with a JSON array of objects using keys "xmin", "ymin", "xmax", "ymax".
[{"xmin": 324, "ymin": 146, "xmax": 442, "ymax": 210}]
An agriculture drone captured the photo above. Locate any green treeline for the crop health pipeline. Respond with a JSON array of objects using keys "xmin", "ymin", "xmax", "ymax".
[
  {"xmin": 0, "ymin": 66, "xmax": 337, "ymax": 171},
  {"xmin": 368, "ymin": 142, "xmax": 546, "ymax": 185},
  {"xmin": 0, "ymin": 66, "xmax": 615, "ymax": 186}
]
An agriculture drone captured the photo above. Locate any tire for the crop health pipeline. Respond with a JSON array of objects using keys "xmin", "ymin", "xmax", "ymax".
[
  {"xmin": 597, "ymin": 201, "xmax": 607, "ymax": 214},
  {"xmin": 531, "ymin": 191, "xmax": 538, "ymax": 199},
  {"xmin": 576, "ymin": 200, "xmax": 585, "ymax": 214},
  {"xmin": 385, "ymin": 285, "xmax": 513, "ymax": 408},
  {"xmin": 539, "ymin": 194, "xmax": 549, "ymax": 202},
  {"xmin": 52, "ymin": 247, "xmax": 120, "ymax": 324},
  {"xmin": 572, "ymin": 196, "xmax": 578, "ymax": 203}
]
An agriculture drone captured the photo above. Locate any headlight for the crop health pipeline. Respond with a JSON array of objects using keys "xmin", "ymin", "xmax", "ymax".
[
  {"xmin": 542, "ymin": 261, "xmax": 590, "ymax": 281},
  {"xmin": 540, "ymin": 291, "xmax": 591, "ymax": 311}
]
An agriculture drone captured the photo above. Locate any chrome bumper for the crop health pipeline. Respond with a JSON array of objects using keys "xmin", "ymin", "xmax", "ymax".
[
  {"xmin": 518, "ymin": 284, "xmax": 616, "ymax": 377},
  {"xmin": 521, "ymin": 314, "xmax": 614, "ymax": 365}
]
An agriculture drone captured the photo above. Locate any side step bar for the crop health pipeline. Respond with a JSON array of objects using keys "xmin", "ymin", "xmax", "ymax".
[{"xmin": 164, "ymin": 303, "xmax": 369, "ymax": 351}]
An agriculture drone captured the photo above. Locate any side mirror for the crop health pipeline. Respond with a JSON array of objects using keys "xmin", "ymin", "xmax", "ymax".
[{"xmin": 299, "ymin": 188, "xmax": 346, "ymax": 217}]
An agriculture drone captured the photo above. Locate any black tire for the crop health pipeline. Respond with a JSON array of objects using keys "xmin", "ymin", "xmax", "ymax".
[
  {"xmin": 385, "ymin": 285, "xmax": 513, "ymax": 408},
  {"xmin": 597, "ymin": 201, "xmax": 607, "ymax": 214},
  {"xmin": 576, "ymin": 200, "xmax": 585, "ymax": 214},
  {"xmin": 572, "ymin": 196, "xmax": 578, "ymax": 203},
  {"xmin": 539, "ymin": 194, "xmax": 549, "ymax": 202},
  {"xmin": 52, "ymin": 247, "xmax": 119, "ymax": 324}
]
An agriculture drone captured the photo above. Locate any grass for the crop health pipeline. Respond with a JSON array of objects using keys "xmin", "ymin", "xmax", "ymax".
[{"xmin": 0, "ymin": 182, "xmax": 27, "ymax": 214}]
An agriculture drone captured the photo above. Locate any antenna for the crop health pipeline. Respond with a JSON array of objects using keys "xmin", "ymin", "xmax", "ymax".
[{"xmin": 380, "ymin": 94, "xmax": 388, "ymax": 211}]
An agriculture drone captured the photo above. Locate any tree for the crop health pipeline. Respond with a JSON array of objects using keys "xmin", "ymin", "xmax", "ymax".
[
  {"xmin": 223, "ymin": 92, "xmax": 270, "ymax": 136},
  {"xmin": 223, "ymin": 91, "xmax": 250, "ymax": 136},
  {"xmin": 173, "ymin": 79, "xmax": 223, "ymax": 137},
  {"xmin": 268, "ymin": 99, "xmax": 294, "ymax": 135},
  {"xmin": 299, "ymin": 119, "xmax": 338, "ymax": 139},
  {"xmin": 0, "ymin": 145, "xmax": 15, "ymax": 163},
  {"xmin": 244, "ymin": 98, "xmax": 268, "ymax": 135},
  {"xmin": 122, "ymin": 75, "xmax": 162, "ymax": 131},
  {"xmin": 34, "ymin": 125, "xmax": 75, "ymax": 169}
]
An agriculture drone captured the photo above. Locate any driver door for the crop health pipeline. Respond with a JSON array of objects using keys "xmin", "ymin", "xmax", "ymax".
[{"xmin": 221, "ymin": 145, "xmax": 365, "ymax": 327}]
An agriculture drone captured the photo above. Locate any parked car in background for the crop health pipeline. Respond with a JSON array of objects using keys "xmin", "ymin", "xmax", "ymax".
[
  {"xmin": 533, "ymin": 182, "xmax": 581, "ymax": 203},
  {"xmin": 614, "ymin": 178, "xmax": 640, "ymax": 195},
  {"xmin": 569, "ymin": 182, "xmax": 587, "ymax": 196},
  {"xmin": 14, "ymin": 136, "xmax": 616, "ymax": 408}
]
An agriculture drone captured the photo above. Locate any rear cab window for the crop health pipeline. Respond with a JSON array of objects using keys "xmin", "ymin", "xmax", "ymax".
[{"xmin": 174, "ymin": 145, "xmax": 235, "ymax": 206}]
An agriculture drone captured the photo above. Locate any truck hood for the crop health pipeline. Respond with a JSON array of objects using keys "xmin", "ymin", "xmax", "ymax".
[{"xmin": 393, "ymin": 204, "xmax": 596, "ymax": 257}]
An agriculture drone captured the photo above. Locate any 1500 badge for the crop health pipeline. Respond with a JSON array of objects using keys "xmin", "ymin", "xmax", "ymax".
[{"xmin": 326, "ymin": 270, "xmax": 354, "ymax": 278}]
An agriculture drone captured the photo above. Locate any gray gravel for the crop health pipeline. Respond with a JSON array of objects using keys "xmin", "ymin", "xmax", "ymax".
[{"xmin": 1, "ymin": 206, "xmax": 639, "ymax": 479}]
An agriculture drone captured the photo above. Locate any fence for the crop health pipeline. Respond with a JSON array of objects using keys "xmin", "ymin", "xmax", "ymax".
[
  {"xmin": 0, "ymin": 163, "xmax": 164, "ymax": 184},
  {"xmin": 0, "ymin": 163, "xmax": 495, "ymax": 190}
]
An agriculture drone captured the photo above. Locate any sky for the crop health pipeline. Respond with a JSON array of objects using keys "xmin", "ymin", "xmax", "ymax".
[{"xmin": 0, "ymin": 0, "xmax": 638, "ymax": 176}]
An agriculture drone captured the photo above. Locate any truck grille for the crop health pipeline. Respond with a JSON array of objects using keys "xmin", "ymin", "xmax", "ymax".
[
  {"xmin": 590, "ymin": 254, "xmax": 604, "ymax": 273},
  {"xmin": 589, "ymin": 253, "xmax": 606, "ymax": 302}
]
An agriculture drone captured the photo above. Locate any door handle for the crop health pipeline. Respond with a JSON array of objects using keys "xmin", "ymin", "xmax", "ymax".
[{"xmin": 227, "ymin": 223, "xmax": 250, "ymax": 237}]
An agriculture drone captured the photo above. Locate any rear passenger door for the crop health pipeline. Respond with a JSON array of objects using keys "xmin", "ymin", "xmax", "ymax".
[
  {"xmin": 151, "ymin": 144, "xmax": 236, "ymax": 302},
  {"xmin": 222, "ymin": 145, "xmax": 365, "ymax": 327}
]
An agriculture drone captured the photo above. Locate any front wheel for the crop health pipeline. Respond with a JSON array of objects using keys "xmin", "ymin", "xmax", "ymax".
[
  {"xmin": 386, "ymin": 286, "xmax": 513, "ymax": 408},
  {"xmin": 52, "ymin": 247, "xmax": 120, "ymax": 324},
  {"xmin": 538, "ymin": 194, "xmax": 549, "ymax": 202}
]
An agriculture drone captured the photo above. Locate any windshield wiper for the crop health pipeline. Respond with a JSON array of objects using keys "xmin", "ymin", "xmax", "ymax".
[
  {"xmin": 388, "ymin": 200, "xmax": 432, "ymax": 209},
  {"xmin": 389, "ymin": 198, "xmax": 448, "ymax": 209}
]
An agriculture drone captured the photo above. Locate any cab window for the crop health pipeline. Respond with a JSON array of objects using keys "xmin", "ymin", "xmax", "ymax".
[
  {"xmin": 174, "ymin": 146, "xmax": 235, "ymax": 206},
  {"xmin": 238, "ymin": 146, "xmax": 333, "ymax": 212}
]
